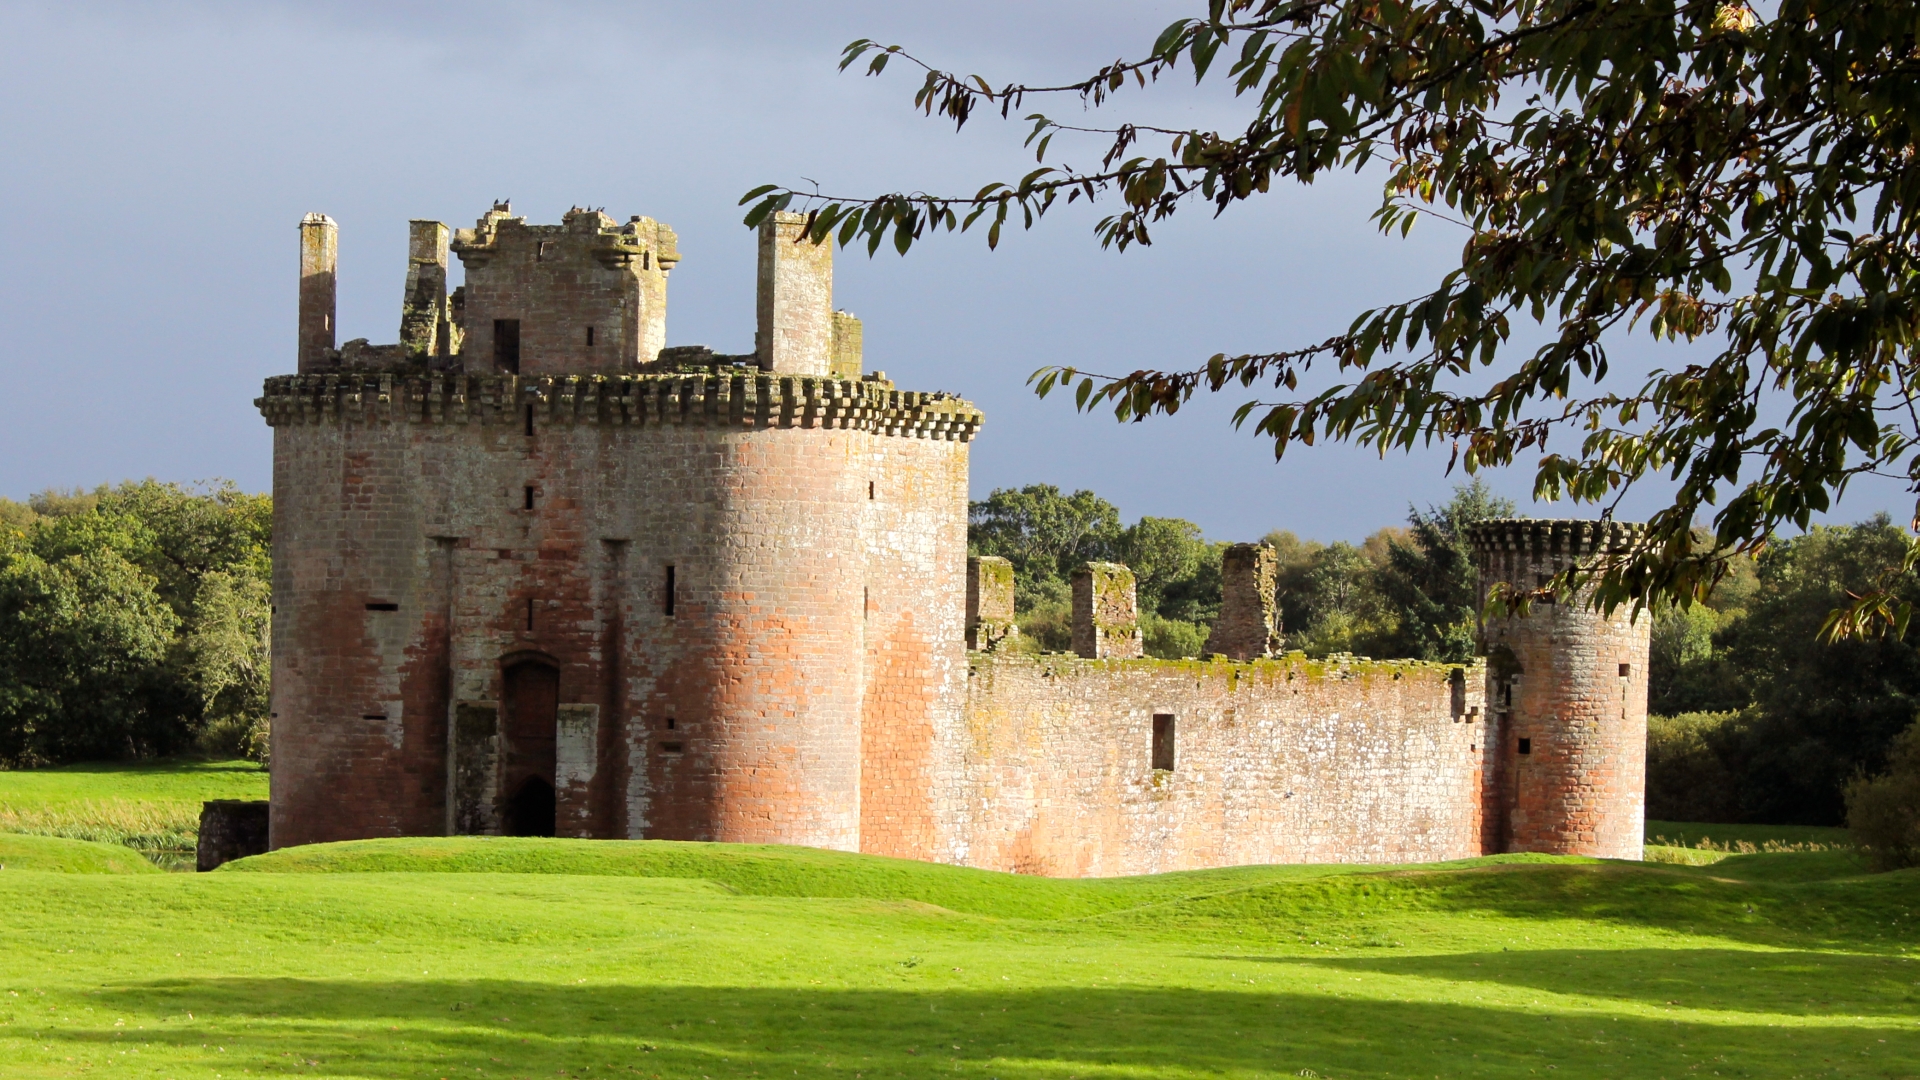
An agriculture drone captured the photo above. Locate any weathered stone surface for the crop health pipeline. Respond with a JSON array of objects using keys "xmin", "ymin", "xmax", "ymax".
[
  {"xmin": 965, "ymin": 556, "xmax": 1018, "ymax": 652},
  {"xmin": 298, "ymin": 214, "xmax": 336, "ymax": 373},
  {"xmin": 1204, "ymin": 542, "xmax": 1283, "ymax": 660},
  {"xmin": 941, "ymin": 654, "xmax": 1490, "ymax": 875},
  {"xmin": 1072, "ymin": 562, "xmax": 1143, "ymax": 659},
  {"xmin": 265, "ymin": 206, "xmax": 1647, "ymax": 876},
  {"xmin": 197, "ymin": 799, "xmax": 269, "ymax": 871},
  {"xmin": 756, "ymin": 211, "xmax": 833, "ymax": 375},
  {"xmin": 1469, "ymin": 518, "xmax": 1650, "ymax": 860}
]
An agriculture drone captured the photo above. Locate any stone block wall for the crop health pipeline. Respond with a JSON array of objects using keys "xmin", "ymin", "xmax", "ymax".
[
  {"xmin": 1204, "ymin": 542, "xmax": 1283, "ymax": 660},
  {"xmin": 1071, "ymin": 562, "xmax": 1143, "ymax": 659},
  {"xmin": 939, "ymin": 654, "xmax": 1492, "ymax": 876}
]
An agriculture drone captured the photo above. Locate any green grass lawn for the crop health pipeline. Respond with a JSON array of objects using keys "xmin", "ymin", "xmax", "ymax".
[
  {"xmin": 0, "ymin": 763, "xmax": 1913, "ymax": 1077},
  {"xmin": 0, "ymin": 835, "xmax": 1916, "ymax": 1079},
  {"xmin": 0, "ymin": 760, "xmax": 266, "ymax": 870}
]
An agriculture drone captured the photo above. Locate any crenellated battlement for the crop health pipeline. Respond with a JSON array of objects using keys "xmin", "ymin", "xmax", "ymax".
[
  {"xmin": 1466, "ymin": 517, "xmax": 1645, "ymax": 559},
  {"xmin": 255, "ymin": 370, "xmax": 984, "ymax": 441}
]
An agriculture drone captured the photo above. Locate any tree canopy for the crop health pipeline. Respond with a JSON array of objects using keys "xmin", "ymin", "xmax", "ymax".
[
  {"xmin": 745, "ymin": 0, "xmax": 1920, "ymax": 629},
  {"xmin": 0, "ymin": 481, "xmax": 270, "ymax": 766}
]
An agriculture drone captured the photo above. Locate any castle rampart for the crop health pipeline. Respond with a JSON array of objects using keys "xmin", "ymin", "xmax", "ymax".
[{"xmin": 263, "ymin": 204, "xmax": 1649, "ymax": 874}]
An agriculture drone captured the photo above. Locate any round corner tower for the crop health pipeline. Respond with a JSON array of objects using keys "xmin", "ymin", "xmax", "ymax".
[
  {"xmin": 264, "ymin": 205, "xmax": 979, "ymax": 855},
  {"xmin": 1468, "ymin": 518, "xmax": 1651, "ymax": 859}
]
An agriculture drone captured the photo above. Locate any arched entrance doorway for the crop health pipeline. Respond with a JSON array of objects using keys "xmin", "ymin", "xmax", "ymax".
[{"xmin": 501, "ymin": 657, "xmax": 560, "ymax": 837}]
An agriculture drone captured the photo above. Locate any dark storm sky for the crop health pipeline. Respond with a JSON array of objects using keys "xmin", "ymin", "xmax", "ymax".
[{"xmin": 0, "ymin": 1, "xmax": 1903, "ymax": 540}]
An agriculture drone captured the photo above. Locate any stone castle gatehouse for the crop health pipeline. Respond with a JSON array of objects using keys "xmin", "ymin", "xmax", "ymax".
[{"xmin": 261, "ymin": 204, "xmax": 1649, "ymax": 875}]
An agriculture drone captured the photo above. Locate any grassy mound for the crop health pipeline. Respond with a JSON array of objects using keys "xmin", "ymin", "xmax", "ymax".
[
  {"xmin": 226, "ymin": 835, "xmax": 1452, "ymax": 919},
  {"xmin": 224, "ymin": 835, "xmax": 1898, "ymax": 945},
  {"xmin": 0, "ymin": 832, "xmax": 164, "ymax": 873}
]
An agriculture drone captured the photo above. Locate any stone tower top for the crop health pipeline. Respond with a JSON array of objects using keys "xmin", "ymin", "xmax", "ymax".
[{"xmin": 451, "ymin": 203, "xmax": 681, "ymax": 377}]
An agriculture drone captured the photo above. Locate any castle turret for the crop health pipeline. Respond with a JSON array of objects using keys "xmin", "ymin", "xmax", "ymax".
[{"xmin": 1468, "ymin": 519, "xmax": 1650, "ymax": 859}]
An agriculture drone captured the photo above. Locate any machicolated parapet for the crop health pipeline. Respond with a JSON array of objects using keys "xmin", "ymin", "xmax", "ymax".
[{"xmin": 1468, "ymin": 518, "xmax": 1650, "ymax": 859}]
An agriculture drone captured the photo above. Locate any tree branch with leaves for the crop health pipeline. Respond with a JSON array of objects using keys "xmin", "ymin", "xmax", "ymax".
[{"xmin": 744, "ymin": 0, "xmax": 1920, "ymax": 632}]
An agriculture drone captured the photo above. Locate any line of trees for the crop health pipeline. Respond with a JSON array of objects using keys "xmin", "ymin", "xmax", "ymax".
[
  {"xmin": 967, "ymin": 480, "xmax": 1514, "ymax": 663},
  {"xmin": 0, "ymin": 481, "xmax": 270, "ymax": 768}
]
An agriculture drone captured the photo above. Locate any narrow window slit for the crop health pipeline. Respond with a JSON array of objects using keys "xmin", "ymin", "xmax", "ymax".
[
  {"xmin": 493, "ymin": 319, "xmax": 520, "ymax": 374},
  {"xmin": 586, "ymin": 326, "xmax": 595, "ymax": 347},
  {"xmin": 1152, "ymin": 714, "xmax": 1176, "ymax": 772},
  {"xmin": 1518, "ymin": 737, "xmax": 1532, "ymax": 756},
  {"xmin": 525, "ymin": 598, "xmax": 534, "ymax": 632},
  {"xmin": 365, "ymin": 602, "xmax": 399, "ymax": 612},
  {"xmin": 664, "ymin": 565, "xmax": 676, "ymax": 617},
  {"xmin": 523, "ymin": 486, "xmax": 535, "ymax": 510},
  {"xmin": 525, "ymin": 405, "xmax": 535, "ymax": 437}
]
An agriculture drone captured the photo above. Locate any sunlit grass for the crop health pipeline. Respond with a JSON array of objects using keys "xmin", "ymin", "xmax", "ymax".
[{"xmin": 0, "ymin": 759, "xmax": 265, "ymax": 869}]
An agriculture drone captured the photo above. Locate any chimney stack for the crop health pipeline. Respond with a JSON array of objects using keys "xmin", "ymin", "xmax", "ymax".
[
  {"xmin": 298, "ymin": 213, "xmax": 338, "ymax": 373},
  {"xmin": 755, "ymin": 211, "xmax": 833, "ymax": 375}
]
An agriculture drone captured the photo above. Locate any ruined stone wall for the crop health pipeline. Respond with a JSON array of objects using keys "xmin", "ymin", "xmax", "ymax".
[
  {"xmin": 941, "ymin": 654, "xmax": 1492, "ymax": 876},
  {"xmin": 453, "ymin": 206, "xmax": 679, "ymax": 375}
]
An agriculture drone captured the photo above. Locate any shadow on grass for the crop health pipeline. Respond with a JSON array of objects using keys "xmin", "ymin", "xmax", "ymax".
[
  {"xmin": 1277, "ymin": 946, "xmax": 1920, "ymax": 1018},
  {"xmin": 65, "ymin": 976, "xmax": 1919, "ymax": 1079}
]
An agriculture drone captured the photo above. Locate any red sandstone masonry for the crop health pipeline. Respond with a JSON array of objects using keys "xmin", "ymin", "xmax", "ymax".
[
  {"xmin": 937, "ymin": 654, "xmax": 1491, "ymax": 876},
  {"xmin": 1469, "ymin": 520, "xmax": 1650, "ymax": 860},
  {"xmin": 266, "ymin": 208, "xmax": 1646, "ymax": 875}
]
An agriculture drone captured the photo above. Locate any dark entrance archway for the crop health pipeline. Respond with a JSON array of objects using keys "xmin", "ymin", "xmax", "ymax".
[{"xmin": 501, "ymin": 657, "xmax": 560, "ymax": 837}]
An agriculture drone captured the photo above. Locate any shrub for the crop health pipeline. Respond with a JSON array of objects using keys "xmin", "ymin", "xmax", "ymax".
[
  {"xmin": 1646, "ymin": 711, "xmax": 1745, "ymax": 823},
  {"xmin": 1846, "ymin": 721, "xmax": 1920, "ymax": 871},
  {"xmin": 1141, "ymin": 613, "xmax": 1208, "ymax": 659}
]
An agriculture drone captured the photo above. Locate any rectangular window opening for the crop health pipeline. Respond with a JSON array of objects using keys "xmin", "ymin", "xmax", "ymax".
[
  {"xmin": 868, "ymin": 480, "xmax": 876, "ymax": 500},
  {"xmin": 524, "ymin": 405, "xmax": 535, "ymax": 437},
  {"xmin": 362, "ymin": 713, "xmax": 387, "ymax": 721},
  {"xmin": 1619, "ymin": 662, "xmax": 1632, "ymax": 677},
  {"xmin": 364, "ymin": 602, "xmax": 399, "ymax": 612},
  {"xmin": 664, "ymin": 565, "xmax": 676, "ymax": 617},
  {"xmin": 525, "ymin": 598, "xmax": 534, "ymax": 632},
  {"xmin": 586, "ymin": 326, "xmax": 595, "ymax": 347},
  {"xmin": 660, "ymin": 741, "xmax": 684, "ymax": 755},
  {"xmin": 664, "ymin": 718, "xmax": 676, "ymax": 730},
  {"xmin": 1518, "ymin": 737, "xmax": 1532, "ymax": 756},
  {"xmin": 523, "ymin": 486, "xmax": 535, "ymax": 511},
  {"xmin": 1151, "ymin": 714, "xmax": 1176, "ymax": 772},
  {"xmin": 863, "ymin": 585, "xmax": 870, "ymax": 620},
  {"xmin": 493, "ymin": 318, "xmax": 521, "ymax": 374}
]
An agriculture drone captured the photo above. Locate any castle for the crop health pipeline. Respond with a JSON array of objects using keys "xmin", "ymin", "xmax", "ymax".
[{"xmin": 259, "ymin": 204, "xmax": 1650, "ymax": 875}]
